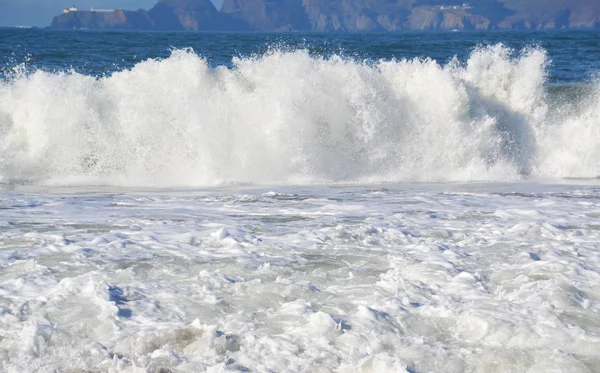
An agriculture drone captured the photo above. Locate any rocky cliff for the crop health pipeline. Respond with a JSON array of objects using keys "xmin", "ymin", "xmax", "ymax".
[
  {"xmin": 50, "ymin": 0, "xmax": 600, "ymax": 31},
  {"xmin": 51, "ymin": 9, "xmax": 154, "ymax": 30},
  {"xmin": 51, "ymin": 0, "xmax": 249, "ymax": 31},
  {"xmin": 148, "ymin": 0, "xmax": 249, "ymax": 30},
  {"xmin": 220, "ymin": 0, "xmax": 600, "ymax": 31}
]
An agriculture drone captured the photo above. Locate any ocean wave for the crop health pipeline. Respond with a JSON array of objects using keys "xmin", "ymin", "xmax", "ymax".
[{"xmin": 0, "ymin": 45, "xmax": 598, "ymax": 186}]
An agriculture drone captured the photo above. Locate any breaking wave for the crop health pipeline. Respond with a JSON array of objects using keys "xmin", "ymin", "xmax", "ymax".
[{"xmin": 0, "ymin": 45, "xmax": 599, "ymax": 186}]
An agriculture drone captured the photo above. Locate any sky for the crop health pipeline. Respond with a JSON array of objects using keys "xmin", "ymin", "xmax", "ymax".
[{"xmin": 0, "ymin": 0, "xmax": 224, "ymax": 27}]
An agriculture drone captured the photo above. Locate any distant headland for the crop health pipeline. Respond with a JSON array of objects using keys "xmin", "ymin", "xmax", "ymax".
[{"xmin": 51, "ymin": 0, "xmax": 600, "ymax": 32}]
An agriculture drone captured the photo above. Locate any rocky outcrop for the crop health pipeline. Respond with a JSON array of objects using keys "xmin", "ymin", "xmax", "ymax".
[
  {"xmin": 302, "ymin": 0, "xmax": 404, "ymax": 31},
  {"xmin": 220, "ymin": 0, "xmax": 600, "ymax": 31},
  {"xmin": 50, "ymin": 0, "xmax": 600, "ymax": 31},
  {"xmin": 148, "ymin": 0, "xmax": 249, "ymax": 30},
  {"xmin": 51, "ymin": 9, "xmax": 154, "ymax": 30},
  {"xmin": 498, "ymin": 0, "xmax": 600, "ymax": 29},
  {"xmin": 407, "ymin": 7, "xmax": 491, "ymax": 30},
  {"xmin": 220, "ymin": 0, "xmax": 412, "ymax": 31},
  {"xmin": 222, "ymin": 0, "xmax": 311, "ymax": 31},
  {"xmin": 51, "ymin": 0, "xmax": 249, "ymax": 31},
  {"xmin": 148, "ymin": 0, "xmax": 219, "ymax": 30}
]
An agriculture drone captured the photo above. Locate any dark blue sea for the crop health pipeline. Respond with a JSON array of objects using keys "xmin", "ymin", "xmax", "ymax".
[{"xmin": 2, "ymin": 29, "xmax": 600, "ymax": 83}]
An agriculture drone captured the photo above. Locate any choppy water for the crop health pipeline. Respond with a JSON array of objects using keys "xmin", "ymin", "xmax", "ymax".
[
  {"xmin": 2, "ymin": 30, "xmax": 600, "ymax": 83},
  {"xmin": 1, "ymin": 29, "xmax": 600, "ymax": 373}
]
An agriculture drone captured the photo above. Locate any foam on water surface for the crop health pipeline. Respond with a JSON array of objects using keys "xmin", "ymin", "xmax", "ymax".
[
  {"xmin": 2, "ymin": 37, "xmax": 600, "ymax": 372},
  {"xmin": 1, "ymin": 183, "xmax": 600, "ymax": 372}
]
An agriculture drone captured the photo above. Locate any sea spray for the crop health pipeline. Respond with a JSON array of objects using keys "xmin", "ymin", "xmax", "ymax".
[{"xmin": 0, "ymin": 45, "xmax": 597, "ymax": 186}]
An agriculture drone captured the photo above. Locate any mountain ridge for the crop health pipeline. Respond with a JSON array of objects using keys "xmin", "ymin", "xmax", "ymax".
[{"xmin": 50, "ymin": 0, "xmax": 600, "ymax": 31}]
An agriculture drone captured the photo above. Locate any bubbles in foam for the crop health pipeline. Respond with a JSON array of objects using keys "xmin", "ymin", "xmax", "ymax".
[{"xmin": 0, "ymin": 45, "xmax": 597, "ymax": 186}]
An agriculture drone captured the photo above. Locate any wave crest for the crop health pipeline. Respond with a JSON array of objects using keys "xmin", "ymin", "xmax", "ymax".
[{"xmin": 0, "ymin": 45, "xmax": 598, "ymax": 186}]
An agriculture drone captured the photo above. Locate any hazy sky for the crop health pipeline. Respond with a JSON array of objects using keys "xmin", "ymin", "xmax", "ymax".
[{"xmin": 0, "ymin": 0, "xmax": 224, "ymax": 27}]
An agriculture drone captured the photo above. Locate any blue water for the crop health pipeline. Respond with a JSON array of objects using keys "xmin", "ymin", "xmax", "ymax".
[{"xmin": 2, "ymin": 28, "xmax": 600, "ymax": 83}]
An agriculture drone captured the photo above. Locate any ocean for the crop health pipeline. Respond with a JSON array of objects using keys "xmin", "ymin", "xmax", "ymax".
[{"xmin": 1, "ymin": 28, "xmax": 600, "ymax": 372}]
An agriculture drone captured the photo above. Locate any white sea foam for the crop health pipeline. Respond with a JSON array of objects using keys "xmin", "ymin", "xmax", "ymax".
[
  {"xmin": 2, "ymin": 46, "xmax": 600, "ymax": 372},
  {"xmin": 0, "ymin": 183, "xmax": 600, "ymax": 372},
  {"xmin": 0, "ymin": 45, "xmax": 598, "ymax": 186}
]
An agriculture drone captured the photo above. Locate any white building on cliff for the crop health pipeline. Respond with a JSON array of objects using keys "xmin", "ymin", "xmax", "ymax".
[{"xmin": 63, "ymin": 5, "xmax": 78, "ymax": 13}]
